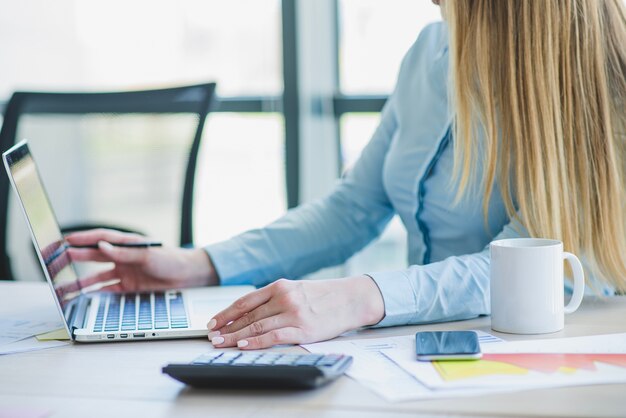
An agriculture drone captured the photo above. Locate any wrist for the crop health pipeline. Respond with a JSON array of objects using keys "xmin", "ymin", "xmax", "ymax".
[
  {"xmin": 186, "ymin": 248, "xmax": 220, "ymax": 286},
  {"xmin": 343, "ymin": 275, "xmax": 385, "ymax": 328}
]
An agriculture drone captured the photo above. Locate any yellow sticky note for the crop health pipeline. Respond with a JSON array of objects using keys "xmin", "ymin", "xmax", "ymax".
[
  {"xmin": 36, "ymin": 328, "xmax": 70, "ymax": 341},
  {"xmin": 433, "ymin": 360, "xmax": 528, "ymax": 381}
]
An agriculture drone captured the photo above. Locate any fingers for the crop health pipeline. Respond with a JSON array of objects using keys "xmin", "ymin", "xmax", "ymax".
[
  {"xmin": 211, "ymin": 314, "xmax": 304, "ymax": 349},
  {"xmin": 65, "ymin": 229, "xmax": 148, "ymax": 264},
  {"xmin": 65, "ymin": 228, "xmax": 145, "ymax": 246},
  {"xmin": 207, "ymin": 280, "xmax": 304, "ymax": 349},
  {"xmin": 67, "ymin": 241, "xmax": 150, "ymax": 265},
  {"xmin": 96, "ymin": 241, "xmax": 150, "ymax": 264},
  {"xmin": 207, "ymin": 284, "xmax": 276, "ymax": 331},
  {"xmin": 211, "ymin": 301, "xmax": 281, "ymax": 340},
  {"xmin": 67, "ymin": 247, "xmax": 113, "ymax": 263},
  {"xmin": 240, "ymin": 327, "xmax": 303, "ymax": 349}
]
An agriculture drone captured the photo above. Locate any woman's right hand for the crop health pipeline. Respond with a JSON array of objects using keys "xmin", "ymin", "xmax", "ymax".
[{"xmin": 65, "ymin": 229, "xmax": 218, "ymax": 292}]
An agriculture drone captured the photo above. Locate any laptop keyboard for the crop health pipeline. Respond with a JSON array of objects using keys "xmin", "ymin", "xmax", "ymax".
[{"xmin": 93, "ymin": 291, "xmax": 189, "ymax": 332}]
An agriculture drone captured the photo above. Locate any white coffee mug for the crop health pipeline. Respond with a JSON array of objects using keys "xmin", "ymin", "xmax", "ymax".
[{"xmin": 490, "ymin": 238, "xmax": 585, "ymax": 334}]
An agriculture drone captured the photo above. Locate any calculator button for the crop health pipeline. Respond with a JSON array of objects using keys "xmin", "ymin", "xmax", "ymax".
[
  {"xmin": 232, "ymin": 354, "xmax": 261, "ymax": 365},
  {"xmin": 252, "ymin": 357, "xmax": 277, "ymax": 365},
  {"xmin": 192, "ymin": 357, "xmax": 214, "ymax": 364},
  {"xmin": 294, "ymin": 355, "xmax": 324, "ymax": 366},
  {"xmin": 210, "ymin": 353, "xmax": 241, "ymax": 365},
  {"xmin": 259, "ymin": 353, "xmax": 281, "ymax": 358},
  {"xmin": 257, "ymin": 353, "xmax": 281, "ymax": 360},
  {"xmin": 251, "ymin": 353, "xmax": 281, "ymax": 365},
  {"xmin": 272, "ymin": 359, "xmax": 296, "ymax": 365},
  {"xmin": 318, "ymin": 354, "xmax": 343, "ymax": 366},
  {"xmin": 193, "ymin": 352, "xmax": 223, "ymax": 364},
  {"xmin": 273, "ymin": 355, "xmax": 300, "ymax": 365},
  {"xmin": 216, "ymin": 352, "xmax": 242, "ymax": 360}
]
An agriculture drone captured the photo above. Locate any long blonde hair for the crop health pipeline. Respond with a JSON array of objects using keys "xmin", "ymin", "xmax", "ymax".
[{"xmin": 445, "ymin": 0, "xmax": 626, "ymax": 292}]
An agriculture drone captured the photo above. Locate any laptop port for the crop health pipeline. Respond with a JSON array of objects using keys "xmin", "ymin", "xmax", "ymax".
[
  {"xmin": 107, "ymin": 334, "xmax": 115, "ymax": 339},
  {"xmin": 120, "ymin": 334, "xmax": 128, "ymax": 338},
  {"xmin": 133, "ymin": 333, "xmax": 146, "ymax": 338}
]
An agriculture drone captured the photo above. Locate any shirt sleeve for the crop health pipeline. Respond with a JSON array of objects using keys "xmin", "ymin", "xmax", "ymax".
[
  {"xmin": 205, "ymin": 97, "xmax": 398, "ymax": 287},
  {"xmin": 368, "ymin": 215, "xmax": 618, "ymax": 327},
  {"xmin": 368, "ymin": 217, "xmax": 529, "ymax": 327}
]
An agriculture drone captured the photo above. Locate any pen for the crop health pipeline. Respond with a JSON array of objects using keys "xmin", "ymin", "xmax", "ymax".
[{"xmin": 69, "ymin": 242, "xmax": 163, "ymax": 249}]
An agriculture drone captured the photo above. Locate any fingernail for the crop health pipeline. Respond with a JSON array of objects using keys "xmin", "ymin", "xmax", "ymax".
[
  {"xmin": 211, "ymin": 336, "xmax": 224, "ymax": 345},
  {"xmin": 237, "ymin": 340, "xmax": 249, "ymax": 348},
  {"xmin": 207, "ymin": 331, "xmax": 220, "ymax": 340},
  {"xmin": 98, "ymin": 241, "xmax": 114, "ymax": 251},
  {"xmin": 207, "ymin": 318, "xmax": 217, "ymax": 330}
]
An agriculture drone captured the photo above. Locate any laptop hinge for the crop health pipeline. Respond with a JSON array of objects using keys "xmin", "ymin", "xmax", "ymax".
[
  {"xmin": 64, "ymin": 303, "xmax": 78, "ymax": 340},
  {"xmin": 68, "ymin": 294, "xmax": 91, "ymax": 336}
]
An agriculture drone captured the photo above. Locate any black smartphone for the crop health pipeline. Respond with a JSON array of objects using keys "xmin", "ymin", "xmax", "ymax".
[{"xmin": 415, "ymin": 331, "xmax": 482, "ymax": 361}]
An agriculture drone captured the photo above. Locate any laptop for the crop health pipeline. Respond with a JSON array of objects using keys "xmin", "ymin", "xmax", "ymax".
[{"xmin": 3, "ymin": 139, "xmax": 254, "ymax": 342}]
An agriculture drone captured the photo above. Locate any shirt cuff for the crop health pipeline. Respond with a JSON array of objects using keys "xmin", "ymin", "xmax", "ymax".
[
  {"xmin": 204, "ymin": 237, "xmax": 265, "ymax": 287},
  {"xmin": 366, "ymin": 269, "xmax": 418, "ymax": 328}
]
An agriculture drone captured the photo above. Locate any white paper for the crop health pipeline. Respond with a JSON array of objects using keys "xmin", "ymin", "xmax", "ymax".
[
  {"xmin": 383, "ymin": 333, "xmax": 626, "ymax": 392},
  {"xmin": 302, "ymin": 330, "xmax": 504, "ymax": 402},
  {"xmin": 304, "ymin": 337, "xmax": 428, "ymax": 402},
  {"xmin": 482, "ymin": 333, "xmax": 626, "ymax": 354},
  {"xmin": 0, "ymin": 336, "xmax": 68, "ymax": 355},
  {"xmin": 0, "ymin": 315, "xmax": 65, "ymax": 346}
]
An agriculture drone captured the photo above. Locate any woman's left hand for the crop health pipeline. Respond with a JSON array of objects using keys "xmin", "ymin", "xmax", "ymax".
[{"xmin": 207, "ymin": 276, "xmax": 385, "ymax": 349}]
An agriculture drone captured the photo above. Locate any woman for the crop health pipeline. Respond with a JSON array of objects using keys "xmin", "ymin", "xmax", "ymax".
[{"xmin": 67, "ymin": 0, "xmax": 626, "ymax": 349}]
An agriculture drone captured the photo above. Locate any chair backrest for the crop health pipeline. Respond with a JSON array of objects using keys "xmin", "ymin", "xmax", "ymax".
[{"xmin": 0, "ymin": 83, "xmax": 215, "ymax": 281}]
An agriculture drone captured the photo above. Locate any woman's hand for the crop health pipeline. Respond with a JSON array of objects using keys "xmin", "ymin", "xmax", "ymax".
[
  {"xmin": 207, "ymin": 276, "xmax": 385, "ymax": 349},
  {"xmin": 65, "ymin": 229, "xmax": 218, "ymax": 292}
]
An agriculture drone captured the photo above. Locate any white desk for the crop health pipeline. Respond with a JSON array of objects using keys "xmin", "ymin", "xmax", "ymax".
[{"xmin": 1, "ymin": 282, "xmax": 625, "ymax": 418}]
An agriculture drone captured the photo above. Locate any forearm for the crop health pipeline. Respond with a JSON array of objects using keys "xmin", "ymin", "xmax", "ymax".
[
  {"xmin": 368, "ymin": 250, "xmax": 491, "ymax": 327},
  {"xmin": 206, "ymin": 193, "xmax": 394, "ymax": 287}
]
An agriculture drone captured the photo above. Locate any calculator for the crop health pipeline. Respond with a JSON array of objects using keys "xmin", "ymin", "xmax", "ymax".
[{"xmin": 162, "ymin": 351, "xmax": 352, "ymax": 390}]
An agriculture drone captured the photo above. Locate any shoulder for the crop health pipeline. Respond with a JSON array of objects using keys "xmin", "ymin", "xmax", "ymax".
[
  {"xmin": 391, "ymin": 21, "xmax": 449, "ymax": 111},
  {"xmin": 400, "ymin": 21, "xmax": 448, "ymax": 70},
  {"xmin": 393, "ymin": 21, "xmax": 449, "ymax": 96},
  {"xmin": 416, "ymin": 21, "xmax": 449, "ymax": 52}
]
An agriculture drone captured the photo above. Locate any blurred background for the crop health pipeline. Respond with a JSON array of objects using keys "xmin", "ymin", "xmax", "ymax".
[{"xmin": 0, "ymin": 0, "xmax": 441, "ymax": 281}]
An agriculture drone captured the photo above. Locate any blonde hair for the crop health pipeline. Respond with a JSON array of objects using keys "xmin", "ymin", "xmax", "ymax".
[{"xmin": 445, "ymin": 0, "xmax": 626, "ymax": 292}]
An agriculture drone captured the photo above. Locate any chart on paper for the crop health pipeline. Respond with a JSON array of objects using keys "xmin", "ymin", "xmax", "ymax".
[
  {"xmin": 383, "ymin": 333, "xmax": 626, "ymax": 390},
  {"xmin": 434, "ymin": 353, "xmax": 626, "ymax": 382}
]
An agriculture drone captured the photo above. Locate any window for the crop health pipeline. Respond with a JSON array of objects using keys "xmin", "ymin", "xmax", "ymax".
[
  {"xmin": 194, "ymin": 113, "xmax": 285, "ymax": 246},
  {"xmin": 0, "ymin": 0, "xmax": 285, "ymax": 255},
  {"xmin": 339, "ymin": 0, "xmax": 442, "ymax": 95},
  {"xmin": 0, "ymin": 0, "xmax": 282, "ymax": 96}
]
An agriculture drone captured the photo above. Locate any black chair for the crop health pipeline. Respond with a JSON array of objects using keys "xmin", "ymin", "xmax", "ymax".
[{"xmin": 0, "ymin": 83, "xmax": 216, "ymax": 281}]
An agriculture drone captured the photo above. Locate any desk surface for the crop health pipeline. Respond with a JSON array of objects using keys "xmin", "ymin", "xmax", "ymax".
[{"xmin": 1, "ymin": 282, "xmax": 625, "ymax": 418}]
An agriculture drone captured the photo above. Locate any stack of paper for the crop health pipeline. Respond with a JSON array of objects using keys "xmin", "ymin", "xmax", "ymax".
[
  {"xmin": 303, "ymin": 330, "xmax": 506, "ymax": 401},
  {"xmin": 0, "ymin": 311, "xmax": 69, "ymax": 355},
  {"xmin": 303, "ymin": 332, "xmax": 626, "ymax": 402}
]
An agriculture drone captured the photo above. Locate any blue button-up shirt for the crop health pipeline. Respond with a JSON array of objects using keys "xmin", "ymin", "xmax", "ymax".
[{"xmin": 205, "ymin": 22, "xmax": 614, "ymax": 328}]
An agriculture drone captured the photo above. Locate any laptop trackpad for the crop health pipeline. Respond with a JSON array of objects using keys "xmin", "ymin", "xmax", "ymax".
[{"xmin": 185, "ymin": 286, "xmax": 254, "ymax": 319}]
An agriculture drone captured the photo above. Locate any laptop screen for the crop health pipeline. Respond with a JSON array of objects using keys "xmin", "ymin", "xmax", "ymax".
[{"xmin": 3, "ymin": 141, "xmax": 81, "ymax": 311}]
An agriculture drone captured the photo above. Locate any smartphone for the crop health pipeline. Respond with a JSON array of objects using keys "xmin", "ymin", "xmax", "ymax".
[{"xmin": 415, "ymin": 331, "xmax": 482, "ymax": 361}]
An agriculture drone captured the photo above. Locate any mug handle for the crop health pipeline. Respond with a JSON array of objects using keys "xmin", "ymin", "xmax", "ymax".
[{"xmin": 563, "ymin": 252, "xmax": 585, "ymax": 314}]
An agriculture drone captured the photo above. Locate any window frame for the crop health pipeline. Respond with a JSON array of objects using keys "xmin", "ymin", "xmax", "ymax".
[{"xmin": 0, "ymin": 0, "xmax": 388, "ymax": 210}]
